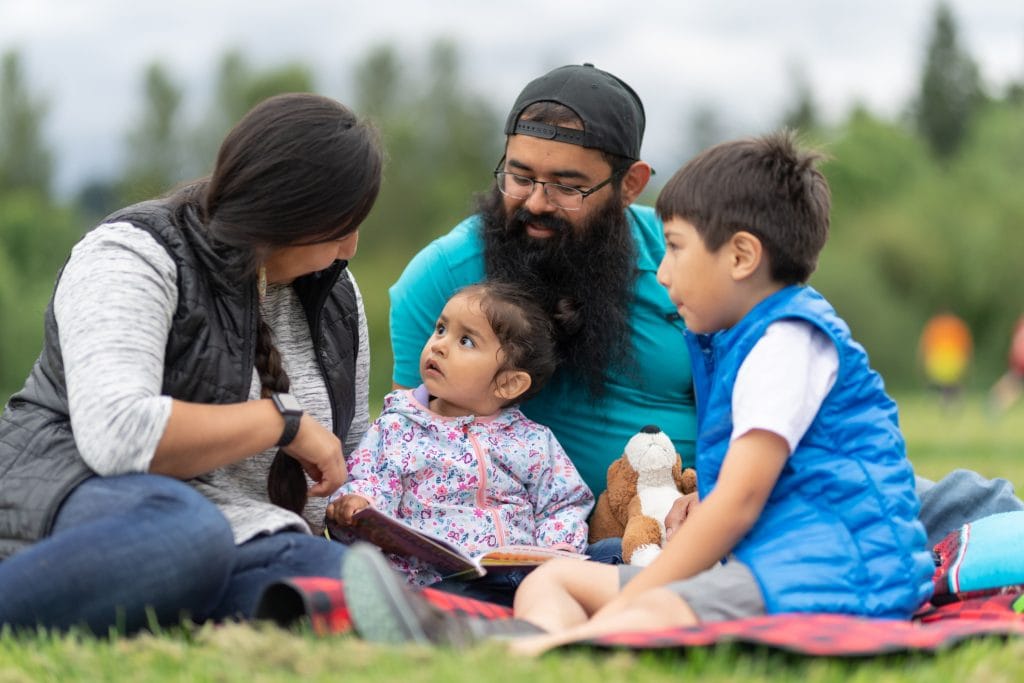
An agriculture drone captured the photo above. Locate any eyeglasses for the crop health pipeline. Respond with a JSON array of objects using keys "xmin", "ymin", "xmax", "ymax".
[{"xmin": 493, "ymin": 164, "xmax": 623, "ymax": 211}]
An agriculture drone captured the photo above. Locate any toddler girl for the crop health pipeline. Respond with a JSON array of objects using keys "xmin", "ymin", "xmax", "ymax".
[{"xmin": 327, "ymin": 282, "xmax": 593, "ymax": 601}]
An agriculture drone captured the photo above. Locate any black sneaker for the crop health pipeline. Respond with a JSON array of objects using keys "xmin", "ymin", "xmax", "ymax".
[{"xmin": 341, "ymin": 542, "xmax": 475, "ymax": 647}]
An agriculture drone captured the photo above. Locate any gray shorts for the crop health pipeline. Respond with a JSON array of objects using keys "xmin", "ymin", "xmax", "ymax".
[{"xmin": 618, "ymin": 557, "xmax": 765, "ymax": 622}]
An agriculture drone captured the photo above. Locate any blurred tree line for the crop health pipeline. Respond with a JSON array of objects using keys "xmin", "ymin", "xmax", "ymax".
[{"xmin": 2, "ymin": 2, "xmax": 1023, "ymax": 405}]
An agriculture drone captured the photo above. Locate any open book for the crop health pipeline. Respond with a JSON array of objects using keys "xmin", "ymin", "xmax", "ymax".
[{"xmin": 327, "ymin": 507, "xmax": 589, "ymax": 579}]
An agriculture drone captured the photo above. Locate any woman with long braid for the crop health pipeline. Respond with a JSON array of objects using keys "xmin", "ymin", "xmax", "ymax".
[{"xmin": 0, "ymin": 93, "xmax": 382, "ymax": 633}]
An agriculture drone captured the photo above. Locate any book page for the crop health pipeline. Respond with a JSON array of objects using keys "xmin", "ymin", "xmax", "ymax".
[{"xmin": 480, "ymin": 545, "xmax": 590, "ymax": 569}]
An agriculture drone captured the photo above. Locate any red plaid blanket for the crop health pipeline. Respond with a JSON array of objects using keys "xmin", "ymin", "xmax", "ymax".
[
  {"xmin": 255, "ymin": 578, "xmax": 1024, "ymax": 656},
  {"xmin": 256, "ymin": 576, "xmax": 513, "ymax": 636}
]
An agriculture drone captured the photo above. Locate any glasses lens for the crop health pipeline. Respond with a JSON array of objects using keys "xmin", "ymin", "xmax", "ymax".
[
  {"xmin": 544, "ymin": 184, "xmax": 583, "ymax": 210},
  {"xmin": 494, "ymin": 172, "xmax": 584, "ymax": 210},
  {"xmin": 496, "ymin": 172, "xmax": 531, "ymax": 199}
]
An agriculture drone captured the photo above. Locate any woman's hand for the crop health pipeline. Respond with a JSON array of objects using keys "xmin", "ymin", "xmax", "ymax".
[
  {"xmin": 281, "ymin": 414, "xmax": 349, "ymax": 497},
  {"xmin": 152, "ymin": 399, "xmax": 349, "ymax": 488},
  {"xmin": 326, "ymin": 494, "xmax": 370, "ymax": 525}
]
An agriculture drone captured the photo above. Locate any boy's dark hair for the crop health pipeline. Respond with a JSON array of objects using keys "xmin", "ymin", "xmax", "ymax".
[
  {"xmin": 459, "ymin": 281, "xmax": 559, "ymax": 404},
  {"xmin": 655, "ymin": 130, "xmax": 830, "ymax": 284}
]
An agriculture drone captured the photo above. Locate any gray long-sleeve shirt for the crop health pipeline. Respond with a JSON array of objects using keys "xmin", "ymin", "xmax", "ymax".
[{"xmin": 54, "ymin": 222, "xmax": 370, "ymax": 542}]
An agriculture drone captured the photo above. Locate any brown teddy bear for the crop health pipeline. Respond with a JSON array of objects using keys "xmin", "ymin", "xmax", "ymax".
[{"xmin": 588, "ymin": 425, "xmax": 697, "ymax": 565}]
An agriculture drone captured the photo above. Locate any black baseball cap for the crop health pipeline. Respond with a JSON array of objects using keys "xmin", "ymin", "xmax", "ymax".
[{"xmin": 503, "ymin": 63, "xmax": 646, "ymax": 160}]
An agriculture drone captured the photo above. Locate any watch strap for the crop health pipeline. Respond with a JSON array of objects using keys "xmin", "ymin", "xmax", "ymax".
[
  {"xmin": 271, "ymin": 392, "xmax": 303, "ymax": 448},
  {"xmin": 276, "ymin": 411, "xmax": 301, "ymax": 448}
]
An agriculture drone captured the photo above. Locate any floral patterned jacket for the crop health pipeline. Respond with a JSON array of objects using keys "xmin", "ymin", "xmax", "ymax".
[{"xmin": 331, "ymin": 386, "xmax": 594, "ymax": 585}]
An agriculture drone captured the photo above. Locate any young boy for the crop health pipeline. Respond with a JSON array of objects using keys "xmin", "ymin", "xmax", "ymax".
[{"xmin": 340, "ymin": 131, "xmax": 935, "ymax": 652}]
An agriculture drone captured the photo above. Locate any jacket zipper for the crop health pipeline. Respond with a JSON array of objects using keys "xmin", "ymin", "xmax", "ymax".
[
  {"xmin": 465, "ymin": 424, "xmax": 506, "ymax": 547},
  {"xmin": 305, "ymin": 263, "xmax": 345, "ymax": 434}
]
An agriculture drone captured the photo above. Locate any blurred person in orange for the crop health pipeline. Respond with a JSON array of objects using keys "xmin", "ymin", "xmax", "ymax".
[{"xmin": 919, "ymin": 312, "xmax": 973, "ymax": 411}]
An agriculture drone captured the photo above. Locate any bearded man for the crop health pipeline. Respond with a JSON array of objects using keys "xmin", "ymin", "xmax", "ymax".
[{"xmin": 389, "ymin": 64, "xmax": 696, "ymax": 499}]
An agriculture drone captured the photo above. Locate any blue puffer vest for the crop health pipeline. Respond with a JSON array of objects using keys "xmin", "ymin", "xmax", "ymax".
[
  {"xmin": 686, "ymin": 285, "xmax": 933, "ymax": 617},
  {"xmin": 0, "ymin": 196, "xmax": 359, "ymax": 559}
]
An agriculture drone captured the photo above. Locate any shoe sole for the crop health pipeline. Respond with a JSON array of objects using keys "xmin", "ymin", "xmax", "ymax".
[{"xmin": 341, "ymin": 543, "xmax": 431, "ymax": 645}]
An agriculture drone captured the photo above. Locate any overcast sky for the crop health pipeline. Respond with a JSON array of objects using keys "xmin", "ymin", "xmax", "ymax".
[{"xmin": 2, "ymin": 0, "xmax": 1022, "ymax": 196}]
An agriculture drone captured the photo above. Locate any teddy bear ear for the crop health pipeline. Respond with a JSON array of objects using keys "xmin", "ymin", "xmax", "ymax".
[
  {"xmin": 607, "ymin": 456, "xmax": 638, "ymax": 518},
  {"xmin": 671, "ymin": 458, "xmax": 684, "ymax": 489},
  {"xmin": 608, "ymin": 456, "xmax": 630, "ymax": 487},
  {"xmin": 672, "ymin": 460, "xmax": 697, "ymax": 494},
  {"xmin": 682, "ymin": 468, "xmax": 698, "ymax": 494}
]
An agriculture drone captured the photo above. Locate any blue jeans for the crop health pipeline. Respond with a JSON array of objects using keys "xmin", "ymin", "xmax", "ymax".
[
  {"xmin": 432, "ymin": 537, "xmax": 623, "ymax": 607},
  {"xmin": 0, "ymin": 473, "xmax": 346, "ymax": 633},
  {"xmin": 917, "ymin": 470, "xmax": 1024, "ymax": 548},
  {"xmin": 211, "ymin": 526, "xmax": 347, "ymax": 621}
]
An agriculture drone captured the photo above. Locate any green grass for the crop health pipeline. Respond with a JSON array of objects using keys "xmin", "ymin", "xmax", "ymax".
[
  {"xmin": 2, "ymin": 393, "xmax": 1022, "ymax": 681},
  {"xmin": 897, "ymin": 392, "xmax": 1024, "ymax": 485}
]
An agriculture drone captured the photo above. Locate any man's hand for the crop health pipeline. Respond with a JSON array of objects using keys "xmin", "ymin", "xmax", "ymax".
[
  {"xmin": 326, "ymin": 494, "xmax": 371, "ymax": 525},
  {"xmin": 664, "ymin": 492, "xmax": 699, "ymax": 540}
]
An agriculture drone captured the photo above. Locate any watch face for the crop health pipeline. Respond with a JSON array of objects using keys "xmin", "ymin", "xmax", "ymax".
[{"xmin": 275, "ymin": 392, "xmax": 302, "ymax": 414}]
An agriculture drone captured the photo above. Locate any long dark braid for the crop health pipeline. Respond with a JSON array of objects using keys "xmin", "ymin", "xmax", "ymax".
[{"xmin": 254, "ymin": 316, "xmax": 308, "ymax": 514}]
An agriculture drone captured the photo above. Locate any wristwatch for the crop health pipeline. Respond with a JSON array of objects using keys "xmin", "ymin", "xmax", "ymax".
[{"xmin": 270, "ymin": 392, "xmax": 303, "ymax": 447}]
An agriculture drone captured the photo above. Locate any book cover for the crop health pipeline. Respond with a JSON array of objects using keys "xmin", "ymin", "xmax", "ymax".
[{"xmin": 328, "ymin": 507, "xmax": 588, "ymax": 579}]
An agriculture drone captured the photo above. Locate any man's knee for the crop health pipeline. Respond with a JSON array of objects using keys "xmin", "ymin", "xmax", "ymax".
[
  {"xmin": 918, "ymin": 468, "xmax": 1024, "ymax": 547},
  {"xmin": 920, "ymin": 468, "xmax": 1022, "ymax": 509}
]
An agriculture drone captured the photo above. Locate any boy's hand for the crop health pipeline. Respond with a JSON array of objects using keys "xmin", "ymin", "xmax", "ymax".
[
  {"xmin": 617, "ymin": 429, "xmax": 789, "ymax": 601},
  {"xmin": 326, "ymin": 494, "xmax": 371, "ymax": 525},
  {"xmin": 664, "ymin": 493, "xmax": 699, "ymax": 540}
]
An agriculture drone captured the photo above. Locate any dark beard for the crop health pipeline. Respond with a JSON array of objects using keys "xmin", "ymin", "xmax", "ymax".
[{"xmin": 480, "ymin": 187, "xmax": 637, "ymax": 398}]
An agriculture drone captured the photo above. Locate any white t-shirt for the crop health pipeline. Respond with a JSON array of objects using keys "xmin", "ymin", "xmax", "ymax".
[{"xmin": 730, "ymin": 320, "xmax": 839, "ymax": 453}]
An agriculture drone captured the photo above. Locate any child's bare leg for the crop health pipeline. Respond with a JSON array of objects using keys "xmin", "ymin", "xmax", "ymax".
[
  {"xmin": 989, "ymin": 372, "xmax": 1023, "ymax": 414},
  {"xmin": 513, "ymin": 559, "xmax": 620, "ymax": 633},
  {"xmin": 509, "ymin": 587, "xmax": 698, "ymax": 657}
]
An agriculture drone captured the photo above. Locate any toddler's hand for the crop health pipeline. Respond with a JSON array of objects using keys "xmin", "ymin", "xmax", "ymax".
[{"xmin": 327, "ymin": 494, "xmax": 370, "ymax": 525}]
